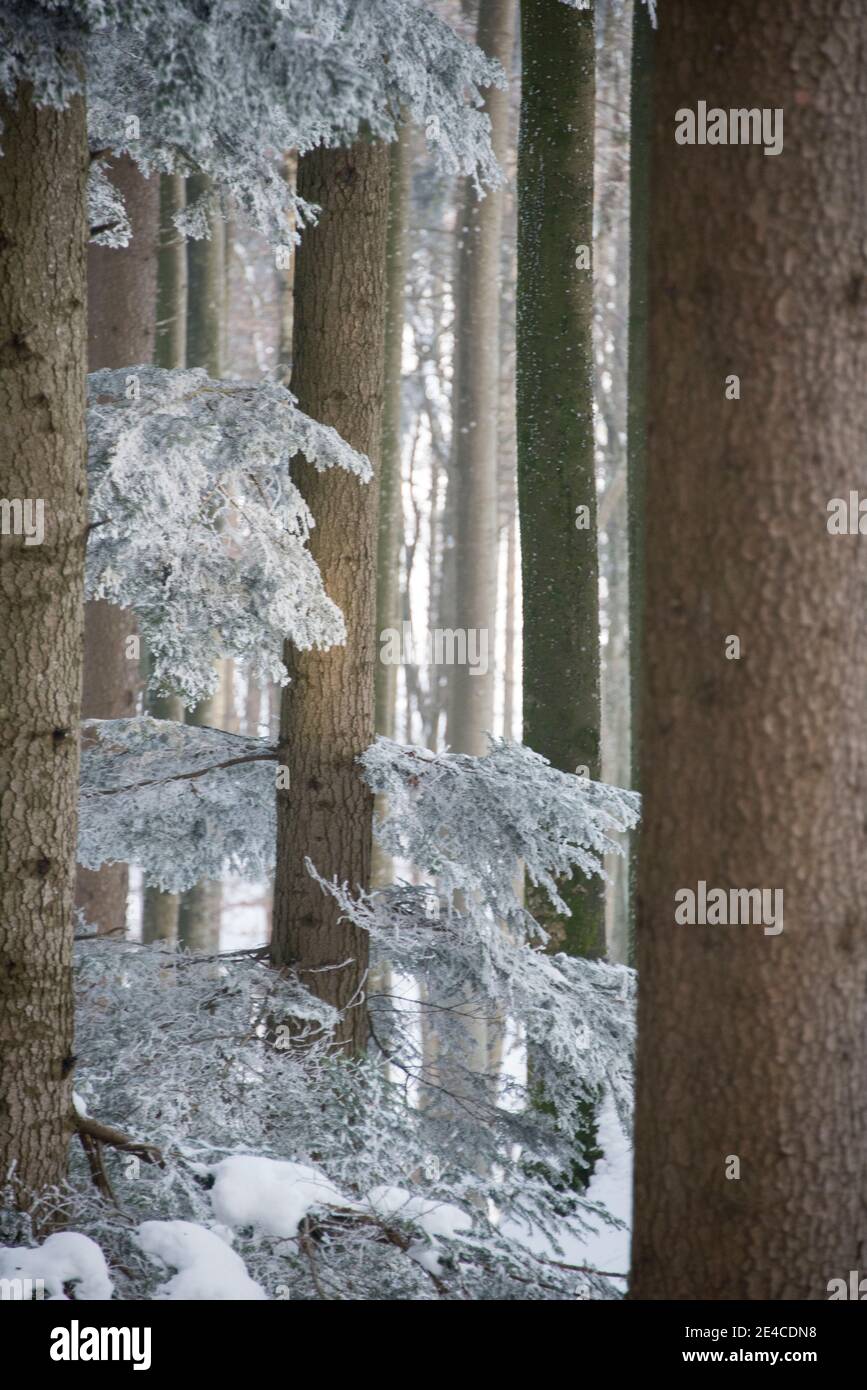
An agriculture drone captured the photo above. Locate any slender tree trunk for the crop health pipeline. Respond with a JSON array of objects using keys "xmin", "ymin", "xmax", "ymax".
[
  {"xmin": 447, "ymin": 0, "xmax": 515, "ymax": 759},
  {"xmin": 597, "ymin": 0, "xmax": 635, "ymax": 967},
  {"xmin": 155, "ymin": 173, "xmax": 187, "ymax": 369},
  {"xmin": 245, "ymin": 673, "xmax": 262, "ymax": 737},
  {"xmin": 433, "ymin": 0, "xmax": 516, "ymax": 1107},
  {"xmin": 516, "ymin": 0, "xmax": 601, "ymax": 956},
  {"xmin": 372, "ymin": 126, "xmax": 411, "ymax": 893},
  {"xmin": 625, "ymin": 0, "xmax": 652, "ymax": 967},
  {"xmin": 177, "ymin": 174, "xmax": 225, "ymax": 954},
  {"xmin": 376, "ymin": 127, "xmax": 411, "ymax": 745},
  {"xmin": 142, "ymin": 173, "xmax": 187, "ymax": 947},
  {"xmin": 271, "ymin": 141, "xmax": 390, "ymax": 1057},
  {"xmin": 0, "ymin": 84, "xmax": 87, "ymax": 1196},
  {"xmin": 185, "ymin": 173, "xmax": 225, "ymax": 377},
  {"xmin": 276, "ymin": 152, "xmax": 297, "ymax": 387},
  {"xmin": 76, "ymin": 156, "xmax": 159, "ymax": 936},
  {"xmin": 631, "ymin": 0, "xmax": 867, "ymax": 1300}
]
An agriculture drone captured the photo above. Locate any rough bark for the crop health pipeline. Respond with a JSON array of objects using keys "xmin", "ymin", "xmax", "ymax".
[
  {"xmin": 516, "ymin": 0, "xmax": 602, "ymax": 956},
  {"xmin": 271, "ymin": 141, "xmax": 390, "ymax": 1057},
  {"xmin": 0, "ymin": 84, "xmax": 88, "ymax": 1196},
  {"xmin": 630, "ymin": 0, "xmax": 867, "ymax": 1300},
  {"xmin": 77, "ymin": 156, "xmax": 159, "ymax": 936}
]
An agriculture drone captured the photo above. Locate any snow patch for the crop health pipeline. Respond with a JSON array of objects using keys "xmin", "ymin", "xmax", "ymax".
[
  {"xmin": 0, "ymin": 1231, "xmax": 113, "ymax": 1301},
  {"xmin": 209, "ymin": 1155, "xmax": 358, "ymax": 1240},
  {"xmin": 137, "ymin": 1220, "xmax": 266, "ymax": 1300}
]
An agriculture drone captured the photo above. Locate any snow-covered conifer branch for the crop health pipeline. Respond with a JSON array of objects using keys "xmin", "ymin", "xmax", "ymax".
[
  {"xmin": 77, "ymin": 718, "xmax": 277, "ymax": 892},
  {"xmin": 360, "ymin": 735, "xmax": 640, "ymax": 928},
  {"xmin": 86, "ymin": 365, "xmax": 370, "ymax": 704},
  {"xmin": 1, "ymin": 1, "xmax": 505, "ymax": 246}
]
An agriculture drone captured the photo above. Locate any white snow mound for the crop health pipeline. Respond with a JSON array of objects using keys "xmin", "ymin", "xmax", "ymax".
[{"xmin": 137, "ymin": 1219, "xmax": 267, "ymax": 1300}]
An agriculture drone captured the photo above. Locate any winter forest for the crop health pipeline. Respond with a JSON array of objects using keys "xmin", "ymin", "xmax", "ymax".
[{"xmin": 0, "ymin": 0, "xmax": 864, "ymax": 1328}]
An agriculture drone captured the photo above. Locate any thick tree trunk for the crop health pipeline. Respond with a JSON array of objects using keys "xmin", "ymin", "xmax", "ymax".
[
  {"xmin": 631, "ymin": 0, "xmax": 867, "ymax": 1300},
  {"xmin": 177, "ymin": 174, "xmax": 225, "ymax": 954},
  {"xmin": 77, "ymin": 156, "xmax": 159, "ymax": 936},
  {"xmin": 271, "ymin": 141, "xmax": 390, "ymax": 1057},
  {"xmin": 142, "ymin": 173, "xmax": 188, "ymax": 947},
  {"xmin": 0, "ymin": 84, "xmax": 88, "ymax": 1196},
  {"xmin": 516, "ymin": 0, "xmax": 602, "ymax": 956}
]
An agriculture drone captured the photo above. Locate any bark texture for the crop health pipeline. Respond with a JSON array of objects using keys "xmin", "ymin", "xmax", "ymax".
[
  {"xmin": 0, "ymin": 85, "xmax": 88, "ymax": 1195},
  {"xmin": 516, "ymin": 0, "xmax": 602, "ymax": 956},
  {"xmin": 77, "ymin": 156, "xmax": 159, "ymax": 935},
  {"xmin": 630, "ymin": 0, "xmax": 867, "ymax": 1300},
  {"xmin": 271, "ymin": 141, "xmax": 390, "ymax": 1057}
]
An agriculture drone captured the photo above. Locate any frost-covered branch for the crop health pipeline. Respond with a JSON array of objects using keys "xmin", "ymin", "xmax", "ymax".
[
  {"xmin": 361, "ymin": 735, "xmax": 640, "ymax": 930},
  {"xmin": 86, "ymin": 365, "xmax": 370, "ymax": 703},
  {"xmin": 78, "ymin": 718, "xmax": 276, "ymax": 892},
  {"xmin": 1, "ymin": 1, "xmax": 505, "ymax": 247}
]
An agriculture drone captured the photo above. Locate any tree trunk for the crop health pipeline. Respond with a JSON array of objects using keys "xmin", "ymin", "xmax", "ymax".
[
  {"xmin": 596, "ymin": 0, "xmax": 635, "ymax": 967},
  {"xmin": 630, "ymin": 0, "xmax": 867, "ymax": 1300},
  {"xmin": 271, "ymin": 141, "xmax": 390, "ymax": 1057},
  {"xmin": 277, "ymin": 152, "xmax": 297, "ymax": 387},
  {"xmin": 185, "ymin": 173, "xmax": 225, "ymax": 378},
  {"xmin": 155, "ymin": 173, "xmax": 187, "ymax": 369},
  {"xmin": 0, "ymin": 83, "xmax": 88, "ymax": 1196},
  {"xmin": 428, "ymin": 0, "xmax": 516, "ymax": 1111},
  {"xmin": 375, "ymin": 127, "xmax": 411, "ymax": 746},
  {"xmin": 516, "ymin": 0, "xmax": 602, "ymax": 956},
  {"xmin": 142, "ymin": 173, "xmax": 188, "ymax": 947},
  {"xmin": 372, "ymin": 126, "xmax": 411, "ymax": 894},
  {"xmin": 76, "ymin": 156, "xmax": 159, "ymax": 936},
  {"xmin": 447, "ymin": 0, "xmax": 516, "ymax": 759},
  {"xmin": 625, "ymin": 0, "xmax": 652, "ymax": 967},
  {"xmin": 177, "ymin": 174, "xmax": 225, "ymax": 954}
]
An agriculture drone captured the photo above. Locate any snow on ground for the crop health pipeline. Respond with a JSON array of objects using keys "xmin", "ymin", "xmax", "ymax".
[{"xmin": 137, "ymin": 1220, "xmax": 267, "ymax": 1300}]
